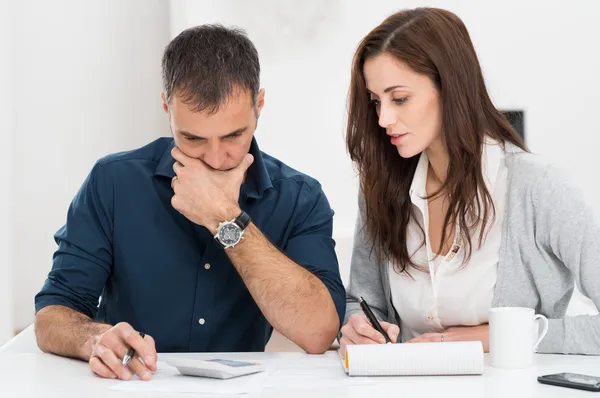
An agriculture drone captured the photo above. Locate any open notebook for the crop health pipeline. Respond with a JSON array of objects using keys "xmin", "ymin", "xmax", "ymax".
[{"xmin": 343, "ymin": 341, "xmax": 484, "ymax": 376}]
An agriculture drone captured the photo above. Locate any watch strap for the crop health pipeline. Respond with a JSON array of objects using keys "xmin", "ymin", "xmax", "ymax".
[
  {"xmin": 233, "ymin": 211, "xmax": 251, "ymax": 231},
  {"xmin": 214, "ymin": 234, "xmax": 226, "ymax": 249}
]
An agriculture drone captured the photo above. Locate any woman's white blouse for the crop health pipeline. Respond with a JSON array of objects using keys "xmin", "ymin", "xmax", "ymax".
[{"xmin": 389, "ymin": 139, "xmax": 507, "ymax": 342}]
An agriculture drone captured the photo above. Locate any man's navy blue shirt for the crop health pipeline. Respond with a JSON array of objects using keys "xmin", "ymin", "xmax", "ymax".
[{"xmin": 35, "ymin": 138, "xmax": 346, "ymax": 352}]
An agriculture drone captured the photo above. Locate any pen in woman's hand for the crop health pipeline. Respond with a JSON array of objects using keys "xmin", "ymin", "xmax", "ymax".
[{"xmin": 359, "ymin": 297, "xmax": 393, "ymax": 344}]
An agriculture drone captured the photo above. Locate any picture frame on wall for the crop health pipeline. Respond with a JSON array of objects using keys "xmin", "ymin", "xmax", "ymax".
[{"xmin": 501, "ymin": 110, "xmax": 525, "ymax": 141}]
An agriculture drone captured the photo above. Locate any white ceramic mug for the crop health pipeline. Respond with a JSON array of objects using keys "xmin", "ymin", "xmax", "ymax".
[{"xmin": 489, "ymin": 307, "xmax": 549, "ymax": 369}]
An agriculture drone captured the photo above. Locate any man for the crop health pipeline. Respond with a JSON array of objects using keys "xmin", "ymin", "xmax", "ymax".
[{"xmin": 34, "ymin": 25, "xmax": 345, "ymax": 381}]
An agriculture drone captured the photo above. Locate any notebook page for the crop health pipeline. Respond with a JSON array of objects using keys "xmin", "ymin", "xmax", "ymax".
[{"xmin": 345, "ymin": 341, "xmax": 483, "ymax": 376}]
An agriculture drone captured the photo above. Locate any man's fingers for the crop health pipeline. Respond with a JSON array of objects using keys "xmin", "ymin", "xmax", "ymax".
[
  {"xmin": 172, "ymin": 161, "xmax": 183, "ymax": 175},
  {"xmin": 127, "ymin": 357, "xmax": 152, "ymax": 381},
  {"xmin": 122, "ymin": 331, "xmax": 157, "ymax": 370},
  {"xmin": 171, "ymin": 195, "xmax": 181, "ymax": 212},
  {"xmin": 171, "ymin": 147, "xmax": 193, "ymax": 166},
  {"xmin": 381, "ymin": 322, "xmax": 400, "ymax": 343},
  {"xmin": 234, "ymin": 153, "xmax": 254, "ymax": 175},
  {"xmin": 96, "ymin": 345, "xmax": 132, "ymax": 380},
  {"xmin": 143, "ymin": 335, "xmax": 158, "ymax": 371},
  {"xmin": 244, "ymin": 153, "xmax": 254, "ymax": 168},
  {"xmin": 89, "ymin": 356, "xmax": 118, "ymax": 379},
  {"xmin": 98, "ymin": 330, "xmax": 129, "ymax": 360}
]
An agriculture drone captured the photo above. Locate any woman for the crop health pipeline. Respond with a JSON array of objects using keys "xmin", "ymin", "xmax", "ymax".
[{"xmin": 340, "ymin": 7, "xmax": 600, "ymax": 355}]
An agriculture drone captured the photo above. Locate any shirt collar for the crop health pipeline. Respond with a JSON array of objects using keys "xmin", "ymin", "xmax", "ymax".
[
  {"xmin": 409, "ymin": 136, "xmax": 505, "ymax": 205},
  {"xmin": 409, "ymin": 150, "xmax": 430, "ymax": 205},
  {"xmin": 154, "ymin": 137, "xmax": 273, "ymax": 200},
  {"xmin": 242, "ymin": 139, "xmax": 274, "ymax": 200}
]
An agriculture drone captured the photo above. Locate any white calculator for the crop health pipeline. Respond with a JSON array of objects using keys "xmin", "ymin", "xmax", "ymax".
[{"xmin": 166, "ymin": 358, "xmax": 265, "ymax": 379}]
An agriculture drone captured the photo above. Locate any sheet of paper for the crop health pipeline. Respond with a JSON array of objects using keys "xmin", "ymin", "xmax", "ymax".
[
  {"xmin": 260, "ymin": 352, "xmax": 372, "ymax": 388},
  {"xmin": 111, "ymin": 361, "xmax": 266, "ymax": 395}
]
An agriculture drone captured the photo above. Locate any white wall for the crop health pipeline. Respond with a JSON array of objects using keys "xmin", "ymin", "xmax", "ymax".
[
  {"xmin": 0, "ymin": 0, "xmax": 15, "ymax": 345},
  {"xmin": 10, "ymin": 0, "xmax": 170, "ymax": 331},
  {"xmin": 170, "ymin": 0, "xmax": 599, "ymax": 315}
]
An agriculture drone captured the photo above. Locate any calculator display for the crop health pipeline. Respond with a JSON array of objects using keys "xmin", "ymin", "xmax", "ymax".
[{"xmin": 207, "ymin": 359, "xmax": 258, "ymax": 368}]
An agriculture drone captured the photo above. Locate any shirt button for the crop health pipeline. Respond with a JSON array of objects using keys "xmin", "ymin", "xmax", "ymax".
[
  {"xmin": 427, "ymin": 312, "xmax": 434, "ymax": 320},
  {"xmin": 198, "ymin": 318, "xmax": 206, "ymax": 325},
  {"xmin": 204, "ymin": 263, "xmax": 211, "ymax": 270}
]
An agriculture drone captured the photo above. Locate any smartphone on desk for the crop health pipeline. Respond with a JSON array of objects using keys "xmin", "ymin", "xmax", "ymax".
[{"xmin": 538, "ymin": 372, "xmax": 600, "ymax": 392}]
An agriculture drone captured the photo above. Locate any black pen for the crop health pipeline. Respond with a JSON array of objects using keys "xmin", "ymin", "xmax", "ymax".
[
  {"xmin": 359, "ymin": 296, "xmax": 392, "ymax": 344},
  {"xmin": 122, "ymin": 331, "xmax": 145, "ymax": 366}
]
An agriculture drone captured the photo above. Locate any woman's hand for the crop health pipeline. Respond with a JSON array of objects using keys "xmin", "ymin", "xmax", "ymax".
[
  {"xmin": 338, "ymin": 314, "xmax": 400, "ymax": 357},
  {"xmin": 405, "ymin": 324, "xmax": 489, "ymax": 352}
]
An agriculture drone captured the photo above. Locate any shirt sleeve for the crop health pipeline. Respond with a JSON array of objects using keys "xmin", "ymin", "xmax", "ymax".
[
  {"xmin": 34, "ymin": 161, "xmax": 113, "ymax": 319},
  {"xmin": 282, "ymin": 182, "xmax": 346, "ymax": 328}
]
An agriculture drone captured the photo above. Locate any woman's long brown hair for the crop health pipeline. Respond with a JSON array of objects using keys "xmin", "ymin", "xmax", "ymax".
[{"xmin": 346, "ymin": 8, "xmax": 527, "ymax": 273}]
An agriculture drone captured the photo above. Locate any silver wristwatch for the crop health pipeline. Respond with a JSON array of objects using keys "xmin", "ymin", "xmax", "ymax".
[{"xmin": 213, "ymin": 211, "xmax": 251, "ymax": 249}]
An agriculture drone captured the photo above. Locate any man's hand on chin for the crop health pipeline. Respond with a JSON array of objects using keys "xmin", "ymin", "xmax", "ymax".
[{"xmin": 170, "ymin": 147, "xmax": 253, "ymax": 230}]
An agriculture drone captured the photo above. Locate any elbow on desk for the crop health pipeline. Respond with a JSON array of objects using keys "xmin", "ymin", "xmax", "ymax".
[
  {"xmin": 300, "ymin": 338, "xmax": 333, "ymax": 355},
  {"xmin": 33, "ymin": 317, "xmax": 51, "ymax": 354},
  {"xmin": 33, "ymin": 306, "xmax": 68, "ymax": 356},
  {"xmin": 297, "ymin": 322, "xmax": 340, "ymax": 354}
]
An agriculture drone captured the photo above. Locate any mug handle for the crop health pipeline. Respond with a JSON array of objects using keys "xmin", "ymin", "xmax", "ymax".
[{"xmin": 533, "ymin": 314, "xmax": 549, "ymax": 352}]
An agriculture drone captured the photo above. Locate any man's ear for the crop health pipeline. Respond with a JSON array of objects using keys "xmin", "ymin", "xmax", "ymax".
[
  {"xmin": 160, "ymin": 91, "xmax": 169, "ymax": 113},
  {"xmin": 255, "ymin": 88, "xmax": 265, "ymax": 118}
]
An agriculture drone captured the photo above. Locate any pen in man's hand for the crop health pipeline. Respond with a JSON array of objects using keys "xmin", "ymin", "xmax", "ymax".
[
  {"xmin": 359, "ymin": 296, "xmax": 393, "ymax": 344},
  {"xmin": 122, "ymin": 331, "xmax": 145, "ymax": 366}
]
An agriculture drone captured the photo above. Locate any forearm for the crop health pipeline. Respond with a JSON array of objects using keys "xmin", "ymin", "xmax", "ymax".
[
  {"xmin": 34, "ymin": 305, "xmax": 111, "ymax": 361},
  {"xmin": 538, "ymin": 316, "xmax": 600, "ymax": 355},
  {"xmin": 227, "ymin": 223, "xmax": 340, "ymax": 353}
]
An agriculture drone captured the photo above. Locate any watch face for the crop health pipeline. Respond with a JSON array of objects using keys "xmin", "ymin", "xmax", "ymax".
[{"xmin": 218, "ymin": 222, "xmax": 242, "ymax": 245}]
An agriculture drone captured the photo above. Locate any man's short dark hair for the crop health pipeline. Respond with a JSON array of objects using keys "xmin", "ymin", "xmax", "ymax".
[{"xmin": 161, "ymin": 24, "xmax": 260, "ymax": 113}]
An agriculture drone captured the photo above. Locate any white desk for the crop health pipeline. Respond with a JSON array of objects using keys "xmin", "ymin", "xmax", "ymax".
[{"xmin": 0, "ymin": 326, "xmax": 598, "ymax": 397}]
